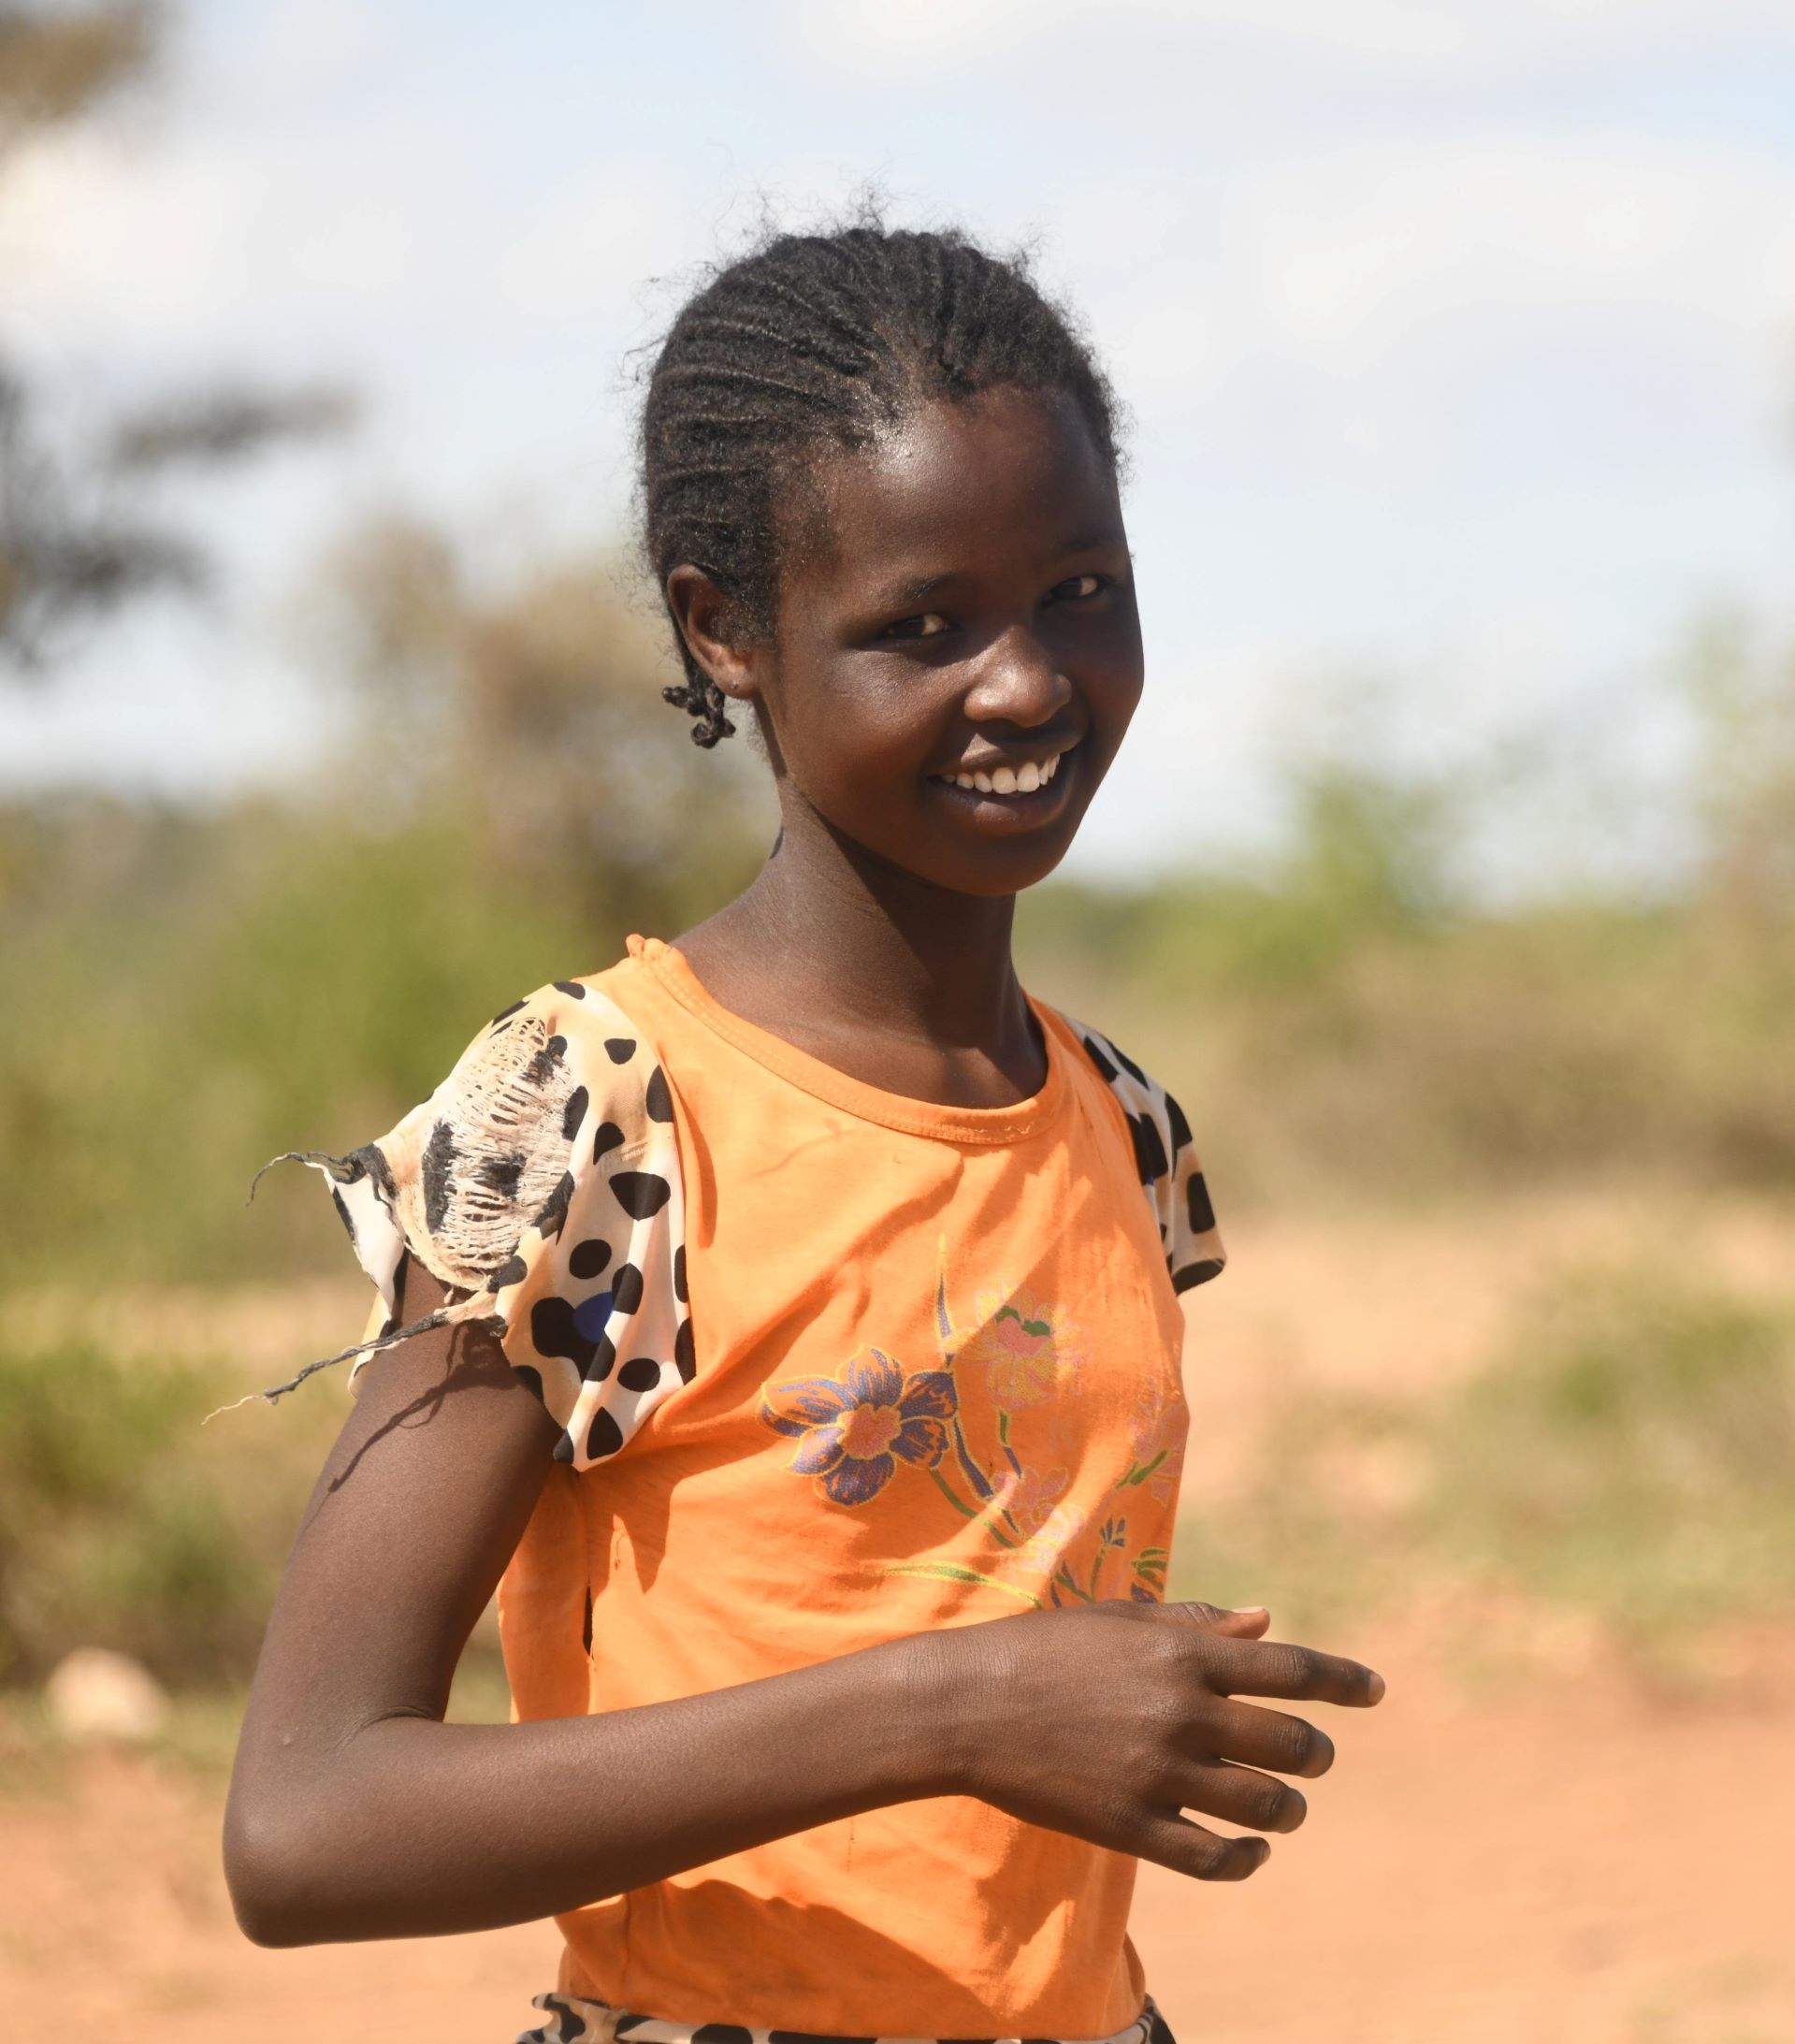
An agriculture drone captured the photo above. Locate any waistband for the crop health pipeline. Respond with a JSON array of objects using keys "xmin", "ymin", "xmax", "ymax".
[{"xmin": 518, "ymin": 1989, "xmax": 1176, "ymax": 2044}]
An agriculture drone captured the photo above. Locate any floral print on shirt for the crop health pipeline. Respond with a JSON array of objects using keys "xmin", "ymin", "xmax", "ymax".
[
  {"xmin": 758, "ymin": 1243, "xmax": 1186, "ymax": 1612},
  {"xmin": 760, "ymin": 1348, "xmax": 958, "ymax": 1506}
]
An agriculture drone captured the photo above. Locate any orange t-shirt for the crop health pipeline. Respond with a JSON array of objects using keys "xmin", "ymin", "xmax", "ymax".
[{"xmin": 324, "ymin": 935, "xmax": 1224, "ymax": 2037}]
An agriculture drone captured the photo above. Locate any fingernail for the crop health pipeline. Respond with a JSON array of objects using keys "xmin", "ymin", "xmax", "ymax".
[
  {"xmin": 1368, "ymin": 1671, "xmax": 1386, "ymax": 1703},
  {"xmin": 1230, "ymin": 1604, "xmax": 1268, "ymax": 1616}
]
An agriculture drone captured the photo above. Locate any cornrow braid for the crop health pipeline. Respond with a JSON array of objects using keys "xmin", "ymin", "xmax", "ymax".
[{"xmin": 639, "ymin": 220, "xmax": 1120, "ymax": 747}]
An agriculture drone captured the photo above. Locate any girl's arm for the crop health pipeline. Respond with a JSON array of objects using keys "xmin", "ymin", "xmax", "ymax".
[{"xmin": 225, "ymin": 1263, "xmax": 1381, "ymax": 1947}]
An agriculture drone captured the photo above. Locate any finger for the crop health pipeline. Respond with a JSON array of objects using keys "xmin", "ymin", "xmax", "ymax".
[
  {"xmin": 1130, "ymin": 1811, "xmax": 1271, "ymax": 1883},
  {"xmin": 1166, "ymin": 1601, "xmax": 1272, "ymax": 1640},
  {"xmin": 1194, "ymin": 1698, "xmax": 1336, "ymax": 1779},
  {"xmin": 1209, "ymin": 1638, "xmax": 1384, "ymax": 1707},
  {"xmin": 1172, "ymin": 1759, "xmax": 1308, "ymax": 1835}
]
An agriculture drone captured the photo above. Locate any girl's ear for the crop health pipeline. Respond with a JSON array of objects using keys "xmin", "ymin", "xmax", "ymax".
[{"xmin": 664, "ymin": 564, "xmax": 762, "ymax": 703}]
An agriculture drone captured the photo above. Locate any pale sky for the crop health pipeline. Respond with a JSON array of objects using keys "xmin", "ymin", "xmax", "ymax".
[{"xmin": 4, "ymin": 0, "xmax": 1793, "ymax": 877}]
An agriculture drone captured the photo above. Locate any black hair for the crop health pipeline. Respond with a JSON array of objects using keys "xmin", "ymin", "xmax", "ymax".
[{"xmin": 639, "ymin": 219, "xmax": 1122, "ymax": 747}]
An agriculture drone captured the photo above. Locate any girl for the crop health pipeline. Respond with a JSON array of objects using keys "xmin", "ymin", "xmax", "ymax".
[{"xmin": 224, "ymin": 222, "xmax": 1383, "ymax": 2044}]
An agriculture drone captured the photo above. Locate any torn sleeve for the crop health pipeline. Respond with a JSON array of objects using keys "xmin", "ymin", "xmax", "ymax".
[{"xmin": 273, "ymin": 979, "xmax": 693, "ymax": 1471}]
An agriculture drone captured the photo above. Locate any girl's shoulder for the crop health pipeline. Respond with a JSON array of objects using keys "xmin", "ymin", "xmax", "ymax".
[
  {"xmin": 325, "ymin": 968, "xmax": 670, "ymax": 1293},
  {"xmin": 282, "ymin": 968, "xmax": 691, "ymax": 1470},
  {"xmin": 1039, "ymin": 1002, "xmax": 1227, "ymax": 1297}
]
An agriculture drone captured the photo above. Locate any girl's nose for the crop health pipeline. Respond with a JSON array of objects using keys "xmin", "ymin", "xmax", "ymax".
[{"xmin": 963, "ymin": 624, "xmax": 1074, "ymax": 730}]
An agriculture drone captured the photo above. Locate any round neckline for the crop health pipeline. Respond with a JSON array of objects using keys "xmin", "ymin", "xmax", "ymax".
[{"xmin": 627, "ymin": 933, "xmax": 1068, "ymax": 1145}]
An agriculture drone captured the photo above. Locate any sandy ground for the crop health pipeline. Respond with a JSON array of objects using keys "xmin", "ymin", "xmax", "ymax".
[{"xmin": 7, "ymin": 1190, "xmax": 1791, "ymax": 2041}]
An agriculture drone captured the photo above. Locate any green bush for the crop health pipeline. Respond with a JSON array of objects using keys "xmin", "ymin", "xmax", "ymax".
[
  {"xmin": 1428, "ymin": 1272, "xmax": 1795, "ymax": 1631},
  {"xmin": 0, "ymin": 1336, "xmax": 334, "ymax": 1684},
  {"xmin": 1172, "ymin": 1269, "xmax": 1795, "ymax": 1651},
  {"xmin": 0, "ymin": 799, "xmax": 601, "ymax": 1291}
]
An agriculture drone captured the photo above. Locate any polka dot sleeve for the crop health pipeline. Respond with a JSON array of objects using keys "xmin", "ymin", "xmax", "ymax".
[
  {"xmin": 276, "ymin": 979, "xmax": 692, "ymax": 1471},
  {"xmin": 1062, "ymin": 1014, "xmax": 1227, "ymax": 1295}
]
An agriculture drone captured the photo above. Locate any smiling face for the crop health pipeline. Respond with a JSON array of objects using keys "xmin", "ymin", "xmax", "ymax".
[{"xmin": 681, "ymin": 384, "xmax": 1144, "ymax": 900}]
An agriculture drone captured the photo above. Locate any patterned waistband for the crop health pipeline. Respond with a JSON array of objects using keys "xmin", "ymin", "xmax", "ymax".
[{"xmin": 518, "ymin": 1989, "xmax": 1174, "ymax": 2044}]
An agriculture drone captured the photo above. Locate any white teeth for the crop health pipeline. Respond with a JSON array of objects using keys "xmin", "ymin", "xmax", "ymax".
[{"xmin": 938, "ymin": 747, "xmax": 1073, "ymax": 795}]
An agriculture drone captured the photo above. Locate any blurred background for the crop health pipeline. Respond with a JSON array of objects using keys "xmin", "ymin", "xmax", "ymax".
[{"xmin": 2, "ymin": 4, "xmax": 1792, "ymax": 2039}]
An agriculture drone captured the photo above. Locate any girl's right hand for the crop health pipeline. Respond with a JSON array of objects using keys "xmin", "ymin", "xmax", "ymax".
[{"xmin": 921, "ymin": 1598, "xmax": 1384, "ymax": 1881}]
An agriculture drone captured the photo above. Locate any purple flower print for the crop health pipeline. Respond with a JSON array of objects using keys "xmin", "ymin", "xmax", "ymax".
[{"xmin": 760, "ymin": 1347, "xmax": 958, "ymax": 1506}]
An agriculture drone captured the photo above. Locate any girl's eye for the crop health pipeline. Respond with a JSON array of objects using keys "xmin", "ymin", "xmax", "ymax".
[
  {"xmin": 1049, "ymin": 573, "xmax": 1106, "ymax": 602},
  {"xmin": 883, "ymin": 612, "xmax": 953, "ymax": 640}
]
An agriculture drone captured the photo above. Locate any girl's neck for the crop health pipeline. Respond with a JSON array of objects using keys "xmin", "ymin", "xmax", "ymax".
[{"xmin": 671, "ymin": 802, "xmax": 1044, "ymax": 1107}]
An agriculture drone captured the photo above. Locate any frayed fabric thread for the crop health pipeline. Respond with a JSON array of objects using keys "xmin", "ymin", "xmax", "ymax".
[
  {"xmin": 200, "ymin": 1305, "xmax": 460, "ymax": 1423},
  {"xmin": 205, "ymin": 1151, "xmax": 503, "ymax": 1423},
  {"xmin": 244, "ymin": 1149, "xmax": 354, "ymax": 1207}
]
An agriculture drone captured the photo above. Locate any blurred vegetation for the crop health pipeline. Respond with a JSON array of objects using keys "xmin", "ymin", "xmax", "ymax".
[
  {"xmin": 0, "ymin": 1325, "xmax": 511, "ymax": 1748},
  {"xmin": 1023, "ymin": 622, "xmax": 1795, "ymax": 1207},
  {"xmin": 1436, "ymin": 1274, "xmax": 1795, "ymax": 1631},
  {"xmin": 0, "ymin": 2, "xmax": 154, "ymax": 164},
  {"xmin": 1174, "ymin": 1267, "xmax": 1795, "ymax": 1674},
  {"xmin": 0, "ymin": 515, "xmax": 773, "ymax": 1295},
  {"xmin": 0, "ymin": 1334, "xmax": 328, "ymax": 1686}
]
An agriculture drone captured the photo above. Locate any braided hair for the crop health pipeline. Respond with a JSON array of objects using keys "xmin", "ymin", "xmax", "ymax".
[{"xmin": 639, "ymin": 221, "xmax": 1121, "ymax": 747}]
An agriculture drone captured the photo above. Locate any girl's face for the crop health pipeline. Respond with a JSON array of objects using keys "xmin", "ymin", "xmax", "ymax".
[{"xmin": 725, "ymin": 386, "xmax": 1143, "ymax": 898}]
